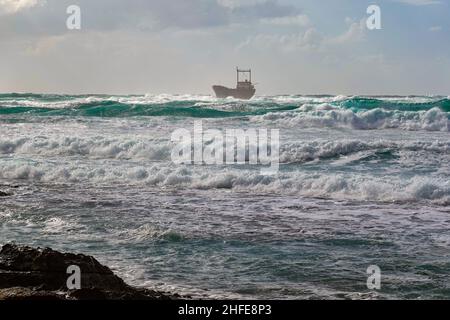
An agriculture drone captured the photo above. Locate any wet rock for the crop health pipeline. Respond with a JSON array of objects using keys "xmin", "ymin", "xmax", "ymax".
[
  {"xmin": 0, "ymin": 243, "xmax": 175, "ymax": 300},
  {"xmin": 0, "ymin": 287, "xmax": 63, "ymax": 301}
]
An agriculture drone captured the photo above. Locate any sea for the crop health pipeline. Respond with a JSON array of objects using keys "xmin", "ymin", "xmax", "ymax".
[{"xmin": 1, "ymin": 93, "xmax": 449, "ymax": 299}]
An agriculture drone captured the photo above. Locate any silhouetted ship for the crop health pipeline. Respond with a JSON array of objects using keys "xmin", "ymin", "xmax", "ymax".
[{"xmin": 213, "ymin": 68, "xmax": 256, "ymax": 100}]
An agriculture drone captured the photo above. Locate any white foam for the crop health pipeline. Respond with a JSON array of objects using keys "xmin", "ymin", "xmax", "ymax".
[
  {"xmin": 0, "ymin": 136, "xmax": 172, "ymax": 160},
  {"xmin": 251, "ymin": 106, "xmax": 450, "ymax": 131},
  {"xmin": 0, "ymin": 94, "xmax": 218, "ymax": 109},
  {"xmin": 2, "ymin": 135, "xmax": 450, "ymax": 165},
  {"xmin": 1, "ymin": 160, "xmax": 449, "ymax": 204}
]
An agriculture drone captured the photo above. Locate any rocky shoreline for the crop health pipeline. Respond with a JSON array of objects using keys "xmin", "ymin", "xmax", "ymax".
[{"xmin": 0, "ymin": 243, "xmax": 181, "ymax": 300}]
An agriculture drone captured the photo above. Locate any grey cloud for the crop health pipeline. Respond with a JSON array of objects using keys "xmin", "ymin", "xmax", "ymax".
[
  {"xmin": 231, "ymin": 0, "xmax": 300, "ymax": 20},
  {"xmin": 0, "ymin": 0, "xmax": 302, "ymax": 39}
]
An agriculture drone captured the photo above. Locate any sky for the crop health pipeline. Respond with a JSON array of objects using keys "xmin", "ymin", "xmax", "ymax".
[{"xmin": 0, "ymin": 0, "xmax": 449, "ymax": 95}]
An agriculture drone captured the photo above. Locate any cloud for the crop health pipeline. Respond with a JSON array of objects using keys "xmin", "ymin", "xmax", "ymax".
[
  {"xmin": 237, "ymin": 17, "xmax": 366, "ymax": 53},
  {"xmin": 429, "ymin": 26, "xmax": 442, "ymax": 32},
  {"xmin": 0, "ymin": 0, "xmax": 303, "ymax": 39},
  {"xmin": 237, "ymin": 27, "xmax": 323, "ymax": 53},
  {"xmin": 218, "ymin": 0, "xmax": 269, "ymax": 9},
  {"xmin": 260, "ymin": 14, "xmax": 310, "ymax": 27},
  {"xmin": 392, "ymin": 0, "xmax": 442, "ymax": 5},
  {"xmin": 0, "ymin": 0, "xmax": 45, "ymax": 15},
  {"xmin": 329, "ymin": 19, "xmax": 366, "ymax": 45},
  {"xmin": 229, "ymin": 0, "xmax": 300, "ymax": 20},
  {"xmin": 24, "ymin": 34, "xmax": 66, "ymax": 55}
]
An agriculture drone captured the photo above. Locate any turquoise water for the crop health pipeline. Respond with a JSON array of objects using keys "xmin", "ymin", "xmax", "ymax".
[
  {"xmin": 1, "ymin": 93, "xmax": 449, "ymax": 299},
  {"xmin": 1, "ymin": 94, "xmax": 449, "ymax": 117}
]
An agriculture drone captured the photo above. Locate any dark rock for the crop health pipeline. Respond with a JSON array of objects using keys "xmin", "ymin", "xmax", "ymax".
[
  {"xmin": 0, "ymin": 191, "xmax": 11, "ymax": 197},
  {"xmin": 0, "ymin": 243, "xmax": 176, "ymax": 300},
  {"xmin": 67, "ymin": 288, "xmax": 108, "ymax": 300}
]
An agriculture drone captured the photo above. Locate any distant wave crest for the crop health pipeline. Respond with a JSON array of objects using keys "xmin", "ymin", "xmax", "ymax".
[{"xmin": 0, "ymin": 94, "xmax": 449, "ymax": 132}]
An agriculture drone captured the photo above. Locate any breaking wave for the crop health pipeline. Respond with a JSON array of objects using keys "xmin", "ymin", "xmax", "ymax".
[
  {"xmin": 340, "ymin": 96, "xmax": 450, "ymax": 112},
  {"xmin": 1, "ymin": 136, "xmax": 450, "ymax": 163},
  {"xmin": 0, "ymin": 94, "xmax": 297, "ymax": 118},
  {"xmin": 1, "ymin": 134, "xmax": 450, "ymax": 205},
  {"xmin": 1, "ymin": 161, "xmax": 449, "ymax": 205},
  {"xmin": 0, "ymin": 136, "xmax": 173, "ymax": 160},
  {"xmin": 252, "ymin": 106, "xmax": 450, "ymax": 131},
  {"xmin": 0, "ymin": 94, "xmax": 449, "ymax": 131}
]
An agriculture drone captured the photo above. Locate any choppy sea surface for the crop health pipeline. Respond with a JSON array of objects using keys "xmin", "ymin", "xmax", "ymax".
[{"xmin": 1, "ymin": 93, "xmax": 450, "ymax": 299}]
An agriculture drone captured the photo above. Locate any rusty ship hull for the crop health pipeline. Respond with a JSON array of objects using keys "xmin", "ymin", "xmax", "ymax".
[{"xmin": 212, "ymin": 85, "xmax": 256, "ymax": 100}]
